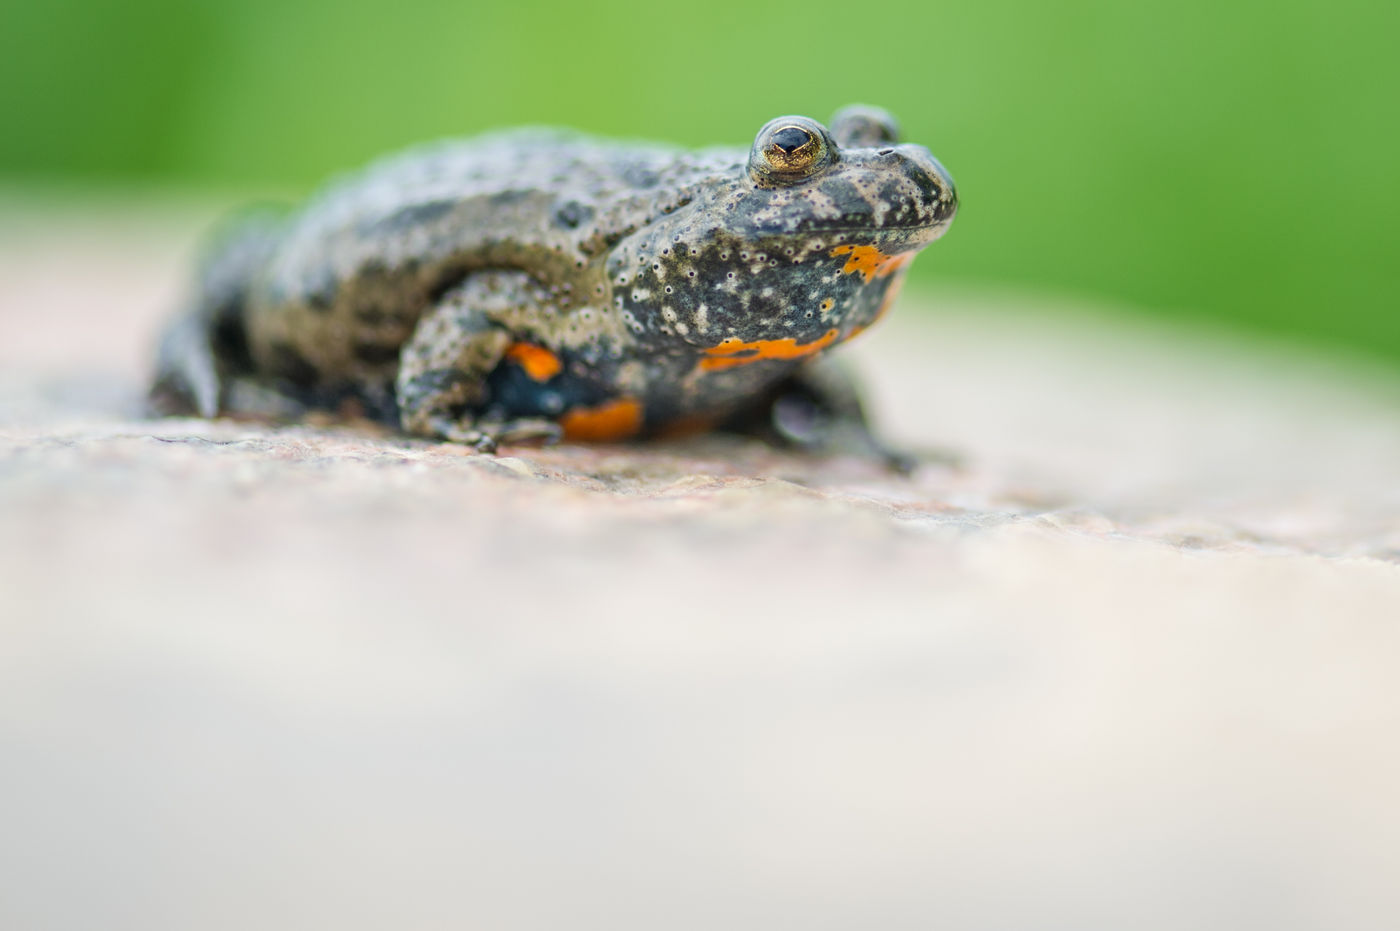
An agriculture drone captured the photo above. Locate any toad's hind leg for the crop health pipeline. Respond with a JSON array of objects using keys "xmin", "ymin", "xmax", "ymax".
[
  {"xmin": 149, "ymin": 212, "xmax": 282, "ymax": 414},
  {"xmin": 149, "ymin": 211, "xmax": 281, "ymax": 417},
  {"xmin": 396, "ymin": 271, "xmax": 562, "ymax": 452}
]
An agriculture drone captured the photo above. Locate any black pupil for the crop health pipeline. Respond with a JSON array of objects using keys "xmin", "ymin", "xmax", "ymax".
[{"xmin": 772, "ymin": 127, "xmax": 812, "ymax": 153}]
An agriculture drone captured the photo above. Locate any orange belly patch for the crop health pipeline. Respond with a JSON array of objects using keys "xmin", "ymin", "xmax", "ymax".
[
  {"xmin": 831, "ymin": 243, "xmax": 912, "ymax": 281},
  {"xmin": 504, "ymin": 342, "xmax": 562, "ymax": 381},
  {"xmin": 699, "ymin": 328, "xmax": 839, "ymax": 372},
  {"xmin": 560, "ymin": 397, "xmax": 644, "ymax": 442}
]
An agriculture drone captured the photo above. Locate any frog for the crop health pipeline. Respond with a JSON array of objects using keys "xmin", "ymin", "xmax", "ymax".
[{"xmin": 150, "ymin": 105, "xmax": 957, "ymax": 467}]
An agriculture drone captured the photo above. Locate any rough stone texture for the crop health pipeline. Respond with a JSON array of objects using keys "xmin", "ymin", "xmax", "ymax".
[{"xmin": 3, "ymin": 201, "xmax": 1399, "ymax": 930}]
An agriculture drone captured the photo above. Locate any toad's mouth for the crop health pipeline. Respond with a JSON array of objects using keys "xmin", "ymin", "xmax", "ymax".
[
  {"xmin": 805, "ymin": 218, "xmax": 954, "ymax": 235},
  {"xmin": 779, "ymin": 215, "xmax": 956, "ymax": 249},
  {"xmin": 750, "ymin": 204, "xmax": 957, "ymax": 242}
]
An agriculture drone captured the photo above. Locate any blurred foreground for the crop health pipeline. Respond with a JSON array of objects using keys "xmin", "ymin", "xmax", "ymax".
[{"xmin": 2, "ymin": 203, "xmax": 1399, "ymax": 929}]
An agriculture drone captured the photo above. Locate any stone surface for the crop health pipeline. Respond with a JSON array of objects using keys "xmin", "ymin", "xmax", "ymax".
[{"xmin": 3, "ymin": 200, "xmax": 1399, "ymax": 929}]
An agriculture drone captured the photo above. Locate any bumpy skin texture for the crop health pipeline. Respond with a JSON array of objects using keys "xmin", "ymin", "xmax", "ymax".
[{"xmin": 152, "ymin": 106, "xmax": 957, "ymax": 460}]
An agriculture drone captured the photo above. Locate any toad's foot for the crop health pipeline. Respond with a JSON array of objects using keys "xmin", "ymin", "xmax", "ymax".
[{"xmin": 423, "ymin": 415, "xmax": 562, "ymax": 454}]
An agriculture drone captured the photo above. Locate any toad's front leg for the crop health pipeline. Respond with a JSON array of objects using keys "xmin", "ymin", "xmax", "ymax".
[
  {"xmin": 725, "ymin": 355, "xmax": 919, "ymax": 473},
  {"xmin": 397, "ymin": 271, "xmax": 562, "ymax": 453}
]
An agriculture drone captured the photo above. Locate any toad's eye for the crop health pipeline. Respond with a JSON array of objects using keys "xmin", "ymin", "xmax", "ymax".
[
  {"xmin": 749, "ymin": 116, "xmax": 834, "ymax": 184},
  {"xmin": 771, "ymin": 126, "xmax": 814, "ymax": 155},
  {"xmin": 763, "ymin": 125, "xmax": 819, "ymax": 172}
]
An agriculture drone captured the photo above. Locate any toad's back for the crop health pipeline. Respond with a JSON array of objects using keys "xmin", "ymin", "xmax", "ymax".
[{"xmin": 234, "ymin": 132, "xmax": 739, "ymax": 401}]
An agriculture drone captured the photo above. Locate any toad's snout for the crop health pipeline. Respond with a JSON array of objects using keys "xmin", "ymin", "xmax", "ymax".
[{"xmin": 886, "ymin": 144, "xmax": 957, "ymax": 232}]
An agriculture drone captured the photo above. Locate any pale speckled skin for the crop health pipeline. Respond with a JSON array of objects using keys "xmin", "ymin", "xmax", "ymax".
[{"xmin": 152, "ymin": 106, "xmax": 956, "ymax": 460}]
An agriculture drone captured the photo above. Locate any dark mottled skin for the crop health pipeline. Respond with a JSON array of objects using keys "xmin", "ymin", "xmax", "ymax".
[{"xmin": 151, "ymin": 106, "xmax": 957, "ymax": 462}]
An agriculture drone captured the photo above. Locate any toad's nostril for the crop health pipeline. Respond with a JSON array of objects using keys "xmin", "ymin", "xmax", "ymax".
[{"xmin": 877, "ymin": 148, "xmax": 895, "ymax": 156}]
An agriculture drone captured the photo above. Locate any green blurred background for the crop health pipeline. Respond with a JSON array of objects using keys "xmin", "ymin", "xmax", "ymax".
[{"xmin": 3, "ymin": 0, "xmax": 1397, "ymax": 359}]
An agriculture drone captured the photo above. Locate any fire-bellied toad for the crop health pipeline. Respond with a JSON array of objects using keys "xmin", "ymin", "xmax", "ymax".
[{"xmin": 151, "ymin": 106, "xmax": 957, "ymax": 466}]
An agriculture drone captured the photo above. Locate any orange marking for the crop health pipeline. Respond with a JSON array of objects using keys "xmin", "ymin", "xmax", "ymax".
[
  {"xmin": 504, "ymin": 342, "xmax": 562, "ymax": 381},
  {"xmin": 830, "ymin": 243, "xmax": 912, "ymax": 281},
  {"xmin": 699, "ymin": 328, "xmax": 839, "ymax": 372},
  {"xmin": 560, "ymin": 398, "xmax": 644, "ymax": 442}
]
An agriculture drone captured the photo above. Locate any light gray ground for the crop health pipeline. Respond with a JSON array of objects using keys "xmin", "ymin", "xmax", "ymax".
[{"xmin": 3, "ymin": 199, "xmax": 1399, "ymax": 930}]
